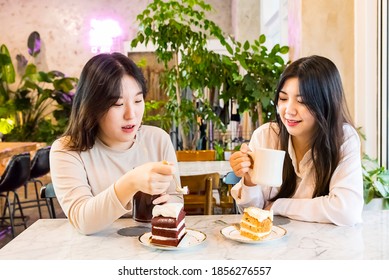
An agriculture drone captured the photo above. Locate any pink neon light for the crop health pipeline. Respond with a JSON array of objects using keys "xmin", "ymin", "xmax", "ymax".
[{"xmin": 89, "ymin": 19, "xmax": 122, "ymax": 53}]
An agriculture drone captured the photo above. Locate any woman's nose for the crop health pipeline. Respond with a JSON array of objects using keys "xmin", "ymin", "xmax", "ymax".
[
  {"xmin": 285, "ymin": 100, "xmax": 297, "ymax": 115},
  {"xmin": 124, "ymin": 105, "xmax": 135, "ymax": 119}
]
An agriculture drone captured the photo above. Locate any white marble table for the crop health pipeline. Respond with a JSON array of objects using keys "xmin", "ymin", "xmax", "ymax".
[
  {"xmin": 178, "ymin": 161, "xmax": 232, "ymax": 176},
  {"xmin": 0, "ymin": 210, "xmax": 387, "ymax": 260}
]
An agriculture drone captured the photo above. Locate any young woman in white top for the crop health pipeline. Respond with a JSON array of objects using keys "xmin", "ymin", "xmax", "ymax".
[
  {"xmin": 230, "ymin": 55, "xmax": 363, "ymax": 226},
  {"xmin": 50, "ymin": 53, "xmax": 182, "ymax": 234}
]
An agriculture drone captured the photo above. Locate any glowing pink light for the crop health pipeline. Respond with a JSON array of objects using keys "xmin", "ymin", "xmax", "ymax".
[{"xmin": 89, "ymin": 19, "xmax": 122, "ymax": 53}]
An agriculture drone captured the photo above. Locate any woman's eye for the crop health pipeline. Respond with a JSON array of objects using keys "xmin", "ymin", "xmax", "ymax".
[
  {"xmin": 135, "ymin": 99, "xmax": 143, "ymax": 104},
  {"xmin": 113, "ymin": 103, "xmax": 123, "ymax": 107},
  {"xmin": 279, "ymin": 97, "xmax": 287, "ymax": 101}
]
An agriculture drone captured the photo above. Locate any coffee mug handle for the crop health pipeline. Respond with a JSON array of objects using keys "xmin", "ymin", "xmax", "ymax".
[{"xmin": 247, "ymin": 151, "xmax": 255, "ymax": 179}]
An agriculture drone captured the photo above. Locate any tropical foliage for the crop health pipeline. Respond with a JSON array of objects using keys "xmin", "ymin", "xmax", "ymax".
[
  {"xmin": 0, "ymin": 32, "xmax": 78, "ymax": 143},
  {"xmin": 362, "ymin": 154, "xmax": 389, "ymax": 209}
]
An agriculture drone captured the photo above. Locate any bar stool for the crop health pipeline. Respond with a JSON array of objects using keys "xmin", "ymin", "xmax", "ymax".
[
  {"xmin": 23, "ymin": 146, "xmax": 51, "ymax": 218},
  {"xmin": 0, "ymin": 152, "xmax": 31, "ymax": 238},
  {"xmin": 40, "ymin": 183, "xmax": 57, "ymax": 219}
]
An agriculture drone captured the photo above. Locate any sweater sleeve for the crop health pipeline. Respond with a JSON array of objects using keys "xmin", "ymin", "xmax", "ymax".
[
  {"xmin": 231, "ymin": 179, "xmax": 265, "ymax": 213},
  {"xmin": 272, "ymin": 126, "xmax": 364, "ymax": 226},
  {"xmin": 50, "ymin": 139, "xmax": 129, "ymax": 235}
]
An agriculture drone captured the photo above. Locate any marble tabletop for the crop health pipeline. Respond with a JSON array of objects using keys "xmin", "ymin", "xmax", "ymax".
[
  {"xmin": 178, "ymin": 161, "xmax": 232, "ymax": 176},
  {"xmin": 0, "ymin": 210, "xmax": 387, "ymax": 260}
]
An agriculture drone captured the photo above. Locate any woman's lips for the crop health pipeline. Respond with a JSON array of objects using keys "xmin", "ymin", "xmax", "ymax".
[
  {"xmin": 121, "ymin": 124, "xmax": 136, "ymax": 133},
  {"xmin": 286, "ymin": 119, "xmax": 301, "ymax": 127}
]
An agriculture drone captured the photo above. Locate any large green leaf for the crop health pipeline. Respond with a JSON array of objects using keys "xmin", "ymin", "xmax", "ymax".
[{"xmin": 0, "ymin": 45, "xmax": 16, "ymax": 84}]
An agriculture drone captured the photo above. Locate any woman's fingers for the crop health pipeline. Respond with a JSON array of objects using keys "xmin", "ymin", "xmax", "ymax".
[{"xmin": 152, "ymin": 193, "xmax": 170, "ymax": 205}]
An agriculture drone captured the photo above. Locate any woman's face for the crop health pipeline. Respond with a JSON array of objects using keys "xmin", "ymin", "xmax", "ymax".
[
  {"xmin": 277, "ymin": 77, "xmax": 316, "ymax": 143},
  {"xmin": 97, "ymin": 75, "xmax": 145, "ymax": 150}
]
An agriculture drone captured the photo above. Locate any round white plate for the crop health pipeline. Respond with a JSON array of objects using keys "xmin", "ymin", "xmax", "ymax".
[
  {"xmin": 220, "ymin": 225, "xmax": 287, "ymax": 244},
  {"xmin": 138, "ymin": 228, "xmax": 206, "ymax": 251}
]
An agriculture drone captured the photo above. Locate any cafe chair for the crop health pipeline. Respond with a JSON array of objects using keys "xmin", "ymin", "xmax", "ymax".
[
  {"xmin": 176, "ymin": 150, "xmax": 216, "ymax": 162},
  {"xmin": 218, "ymin": 171, "xmax": 241, "ymax": 214},
  {"xmin": 0, "ymin": 152, "xmax": 31, "ymax": 238},
  {"xmin": 180, "ymin": 172, "xmax": 219, "ymax": 215},
  {"xmin": 23, "ymin": 146, "xmax": 51, "ymax": 218},
  {"xmin": 40, "ymin": 183, "xmax": 57, "ymax": 218}
]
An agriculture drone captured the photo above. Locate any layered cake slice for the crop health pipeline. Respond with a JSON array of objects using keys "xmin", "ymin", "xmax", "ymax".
[
  {"xmin": 240, "ymin": 207, "xmax": 273, "ymax": 240},
  {"xmin": 151, "ymin": 203, "xmax": 186, "ymax": 247}
]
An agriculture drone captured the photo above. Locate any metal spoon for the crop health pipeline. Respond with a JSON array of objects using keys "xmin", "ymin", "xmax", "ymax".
[{"xmin": 216, "ymin": 219, "xmax": 240, "ymax": 230}]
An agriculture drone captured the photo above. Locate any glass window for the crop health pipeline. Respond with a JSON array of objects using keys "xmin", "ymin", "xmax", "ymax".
[{"xmin": 378, "ymin": 0, "xmax": 388, "ymax": 167}]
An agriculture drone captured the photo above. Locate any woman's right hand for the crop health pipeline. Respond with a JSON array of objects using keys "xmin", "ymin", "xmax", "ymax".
[
  {"xmin": 229, "ymin": 143, "xmax": 256, "ymax": 186},
  {"xmin": 131, "ymin": 161, "xmax": 174, "ymax": 195},
  {"xmin": 114, "ymin": 161, "xmax": 175, "ymax": 207}
]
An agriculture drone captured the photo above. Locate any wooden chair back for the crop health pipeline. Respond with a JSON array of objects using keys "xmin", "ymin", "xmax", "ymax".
[
  {"xmin": 180, "ymin": 172, "xmax": 220, "ymax": 215},
  {"xmin": 176, "ymin": 150, "xmax": 215, "ymax": 162}
]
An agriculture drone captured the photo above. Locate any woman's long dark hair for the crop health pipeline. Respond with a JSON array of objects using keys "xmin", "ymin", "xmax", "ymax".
[
  {"xmin": 63, "ymin": 52, "xmax": 147, "ymax": 151},
  {"xmin": 270, "ymin": 55, "xmax": 354, "ymax": 200}
]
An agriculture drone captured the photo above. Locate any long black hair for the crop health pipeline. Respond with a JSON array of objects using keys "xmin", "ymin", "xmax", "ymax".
[
  {"xmin": 271, "ymin": 55, "xmax": 354, "ymax": 200},
  {"xmin": 63, "ymin": 52, "xmax": 147, "ymax": 151}
]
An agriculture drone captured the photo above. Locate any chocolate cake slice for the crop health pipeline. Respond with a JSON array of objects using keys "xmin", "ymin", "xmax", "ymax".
[{"xmin": 151, "ymin": 203, "xmax": 186, "ymax": 247}]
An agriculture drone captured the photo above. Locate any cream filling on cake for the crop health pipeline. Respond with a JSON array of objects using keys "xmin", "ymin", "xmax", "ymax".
[
  {"xmin": 152, "ymin": 203, "xmax": 183, "ymax": 218},
  {"xmin": 152, "ymin": 229, "xmax": 186, "ymax": 241},
  {"xmin": 244, "ymin": 207, "xmax": 273, "ymax": 222},
  {"xmin": 153, "ymin": 219, "xmax": 185, "ymax": 231},
  {"xmin": 240, "ymin": 226, "xmax": 271, "ymax": 238}
]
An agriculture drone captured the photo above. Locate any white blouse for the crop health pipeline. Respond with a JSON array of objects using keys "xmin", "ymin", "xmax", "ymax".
[{"xmin": 231, "ymin": 122, "xmax": 364, "ymax": 226}]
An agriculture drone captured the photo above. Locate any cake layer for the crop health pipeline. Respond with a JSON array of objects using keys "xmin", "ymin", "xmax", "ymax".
[
  {"xmin": 244, "ymin": 207, "xmax": 273, "ymax": 222},
  {"xmin": 152, "ymin": 221, "xmax": 185, "ymax": 238},
  {"xmin": 241, "ymin": 212, "xmax": 273, "ymax": 229},
  {"xmin": 240, "ymin": 214, "xmax": 272, "ymax": 233},
  {"xmin": 151, "ymin": 228, "xmax": 186, "ymax": 246},
  {"xmin": 151, "ymin": 209, "xmax": 185, "ymax": 228},
  {"xmin": 240, "ymin": 229, "xmax": 271, "ymax": 241},
  {"xmin": 151, "ymin": 234, "xmax": 185, "ymax": 247}
]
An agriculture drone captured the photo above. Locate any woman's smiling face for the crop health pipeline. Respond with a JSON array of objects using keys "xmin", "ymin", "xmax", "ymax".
[{"xmin": 277, "ymin": 77, "xmax": 316, "ymax": 142}]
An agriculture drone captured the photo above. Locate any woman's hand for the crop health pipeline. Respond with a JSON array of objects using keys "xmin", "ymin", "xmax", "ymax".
[
  {"xmin": 131, "ymin": 161, "xmax": 174, "ymax": 195},
  {"xmin": 114, "ymin": 161, "xmax": 174, "ymax": 207},
  {"xmin": 229, "ymin": 143, "xmax": 256, "ymax": 186}
]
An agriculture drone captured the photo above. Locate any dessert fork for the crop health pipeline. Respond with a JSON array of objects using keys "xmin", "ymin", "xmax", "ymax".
[{"xmin": 162, "ymin": 160, "xmax": 189, "ymax": 195}]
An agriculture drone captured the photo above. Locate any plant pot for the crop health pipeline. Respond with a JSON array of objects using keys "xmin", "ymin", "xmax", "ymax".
[{"xmin": 363, "ymin": 198, "xmax": 385, "ymax": 210}]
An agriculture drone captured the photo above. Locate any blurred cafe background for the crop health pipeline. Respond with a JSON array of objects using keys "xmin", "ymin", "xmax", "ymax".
[{"xmin": 0, "ymin": 0, "xmax": 388, "ymax": 246}]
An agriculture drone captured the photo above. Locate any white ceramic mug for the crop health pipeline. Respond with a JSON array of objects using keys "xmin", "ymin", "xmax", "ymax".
[{"xmin": 248, "ymin": 148, "xmax": 286, "ymax": 187}]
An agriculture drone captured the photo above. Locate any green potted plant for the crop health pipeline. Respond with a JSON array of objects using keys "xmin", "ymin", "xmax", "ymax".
[
  {"xmin": 224, "ymin": 35, "xmax": 290, "ymax": 127},
  {"xmin": 131, "ymin": 0, "xmax": 238, "ymax": 150},
  {"xmin": 0, "ymin": 31, "xmax": 78, "ymax": 143},
  {"xmin": 131, "ymin": 0, "xmax": 290, "ymax": 150},
  {"xmin": 362, "ymin": 154, "xmax": 389, "ymax": 210}
]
